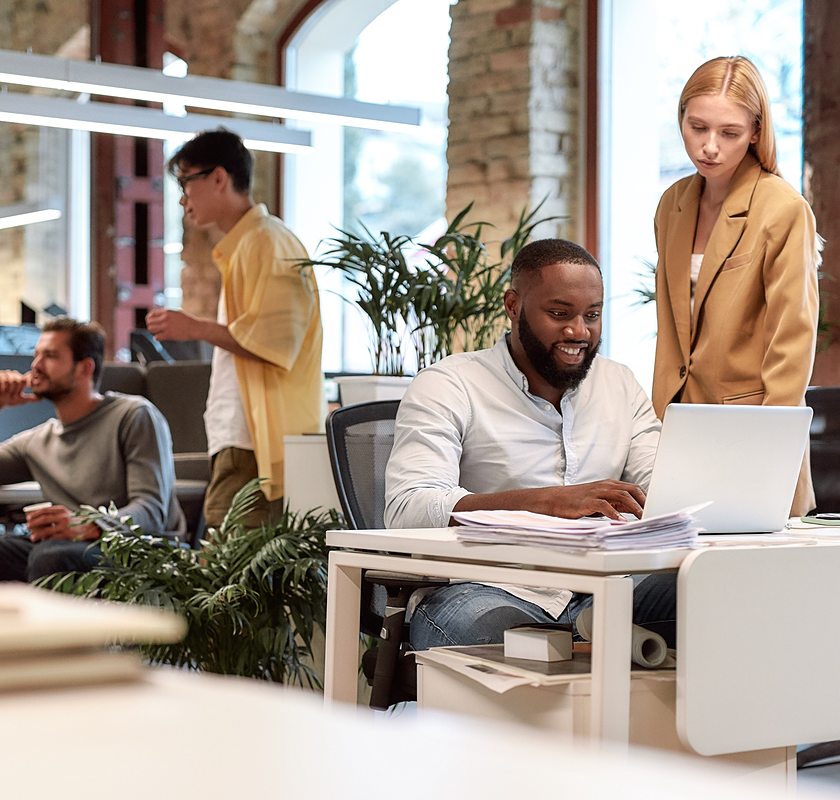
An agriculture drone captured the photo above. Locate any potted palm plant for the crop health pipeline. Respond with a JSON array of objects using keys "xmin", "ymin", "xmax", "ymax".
[
  {"xmin": 305, "ymin": 200, "xmax": 557, "ymax": 403},
  {"xmin": 41, "ymin": 481, "xmax": 340, "ymax": 686}
]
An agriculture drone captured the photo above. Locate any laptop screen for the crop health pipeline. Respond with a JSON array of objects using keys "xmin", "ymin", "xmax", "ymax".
[{"xmin": 642, "ymin": 404, "xmax": 812, "ymax": 533}]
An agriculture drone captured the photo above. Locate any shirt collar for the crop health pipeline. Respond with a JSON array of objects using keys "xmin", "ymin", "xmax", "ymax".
[
  {"xmin": 494, "ymin": 333, "xmax": 587, "ymax": 406},
  {"xmin": 496, "ymin": 333, "xmax": 530, "ymax": 393},
  {"xmin": 212, "ymin": 203, "xmax": 267, "ymax": 265}
]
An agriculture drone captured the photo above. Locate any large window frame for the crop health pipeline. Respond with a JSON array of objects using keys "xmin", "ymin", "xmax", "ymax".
[
  {"xmin": 597, "ymin": 0, "xmax": 804, "ymax": 392},
  {"xmin": 282, "ymin": 0, "xmax": 450, "ymax": 374}
]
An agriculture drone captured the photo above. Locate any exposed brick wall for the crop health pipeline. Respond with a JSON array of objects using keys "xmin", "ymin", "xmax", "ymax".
[
  {"xmin": 0, "ymin": 127, "xmax": 29, "ymax": 324},
  {"xmin": 447, "ymin": 0, "xmax": 582, "ymax": 245},
  {"xmin": 0, "ymin": 0, "xmax": 87, "ymax": 51}
]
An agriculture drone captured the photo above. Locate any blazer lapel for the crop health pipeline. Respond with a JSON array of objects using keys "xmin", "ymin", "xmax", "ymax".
[
  {"xmin": 691, "ymin": 155, "xmax": 762, "ymax": 338},
  {"xmin": 665, "ymin": 175, "xmax": 701, "ymax": 365}
]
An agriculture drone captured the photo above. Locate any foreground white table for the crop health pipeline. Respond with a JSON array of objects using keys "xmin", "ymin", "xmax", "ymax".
[
  {"xmin": 326, "ymin": 526, "xmax": 688, "ymax": 745},
  {"xmin": 2, "ymin": 667, "xmax": 825, "ymax": 800}
]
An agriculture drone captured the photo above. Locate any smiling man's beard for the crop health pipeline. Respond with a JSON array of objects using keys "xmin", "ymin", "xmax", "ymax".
[{"xmin": 517, "ymin": 306, "xmax": 600, "ymax": 394}]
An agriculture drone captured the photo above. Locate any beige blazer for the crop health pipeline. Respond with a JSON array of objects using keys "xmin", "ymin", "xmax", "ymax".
[{"xmin": 652, "ymin": 154, "xmax": 820, "ymax": 516}]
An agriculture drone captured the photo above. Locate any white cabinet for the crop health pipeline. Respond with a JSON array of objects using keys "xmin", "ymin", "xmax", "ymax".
[{"xmin": 283, "ymin": 435, "xmax": 340, "ymax": 515}]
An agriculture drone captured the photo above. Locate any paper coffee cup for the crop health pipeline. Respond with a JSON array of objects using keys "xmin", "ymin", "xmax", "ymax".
[{"xmin": 22, "ymin": 502, "xmax": 53, "ymax": 513}]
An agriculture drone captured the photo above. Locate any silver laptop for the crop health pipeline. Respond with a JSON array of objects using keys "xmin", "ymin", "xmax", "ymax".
[{"xmin": 642, "ymin": 403, "xmax": 813, "ymax": 533}]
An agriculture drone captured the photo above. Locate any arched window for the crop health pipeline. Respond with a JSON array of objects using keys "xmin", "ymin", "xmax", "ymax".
[{"xmin": 284, "ymin": 0, "xmax": 451, "ymax": 373}]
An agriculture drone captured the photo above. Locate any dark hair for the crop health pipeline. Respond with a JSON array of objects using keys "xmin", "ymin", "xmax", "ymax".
[
  {"xmin": 511, "ymin": 239, "xmax": 601, "ymax": 281},
  {"xmin": 167, "ymin": 127, "xmax": 253, "ymax": 193},
  {"xmin": 42, "ymin": 317, "xmax": 105, "ymax": 385}
]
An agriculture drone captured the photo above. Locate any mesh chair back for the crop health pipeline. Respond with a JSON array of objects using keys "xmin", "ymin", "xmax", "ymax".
[{"xmin": 325, "ymin": 400, "xmax": 400, "ymax": 530}]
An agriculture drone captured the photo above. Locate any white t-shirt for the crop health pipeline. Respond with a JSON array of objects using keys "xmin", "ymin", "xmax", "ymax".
[
  {"xmin": 689, "ymin": 252, "xmax": 703, "ymax": 314},
  {"xmin": 204, "ymin": 290, "xmax": 253, "ymax": 457}
]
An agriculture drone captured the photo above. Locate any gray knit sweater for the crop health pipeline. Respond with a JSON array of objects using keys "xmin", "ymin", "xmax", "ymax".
[{"xmin": 0, "ymin": 392, "xmax": 184, "ymax": 535}]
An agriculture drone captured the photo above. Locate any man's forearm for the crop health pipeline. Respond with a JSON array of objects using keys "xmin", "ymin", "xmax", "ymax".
[
  {"xmin": 452, "ymin": 480, "xmax": 646, "ymax": 521},
  {"xmin": 146, "ymin": 309, "xmax": 267, "ymax": 363},
  {"xmin": 191, "ymin": 319, "xmax": 267, "ymax": 363},
  {"xmin": 451, "ymin": 488, "xmax": 577, "ymax": 519}
]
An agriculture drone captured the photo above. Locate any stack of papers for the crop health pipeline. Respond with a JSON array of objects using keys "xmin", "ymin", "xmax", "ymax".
[{"xmin": 451, "ymin": 505, "xmax": 706, "ymax": 551}]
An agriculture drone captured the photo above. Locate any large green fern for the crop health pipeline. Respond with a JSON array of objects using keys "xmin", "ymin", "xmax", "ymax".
[{"xmin": 41, "ymin": 480, "xmax": 341, "ymax": 687}]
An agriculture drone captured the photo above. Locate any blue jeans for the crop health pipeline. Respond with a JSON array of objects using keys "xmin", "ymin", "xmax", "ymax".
[
  {"xmin": 0, "ymin": 535, "xmax": 102, "ymax": 583},
  {"xmin": 409, "ymin": 572, "xmax": 677, "ymax": 650}
]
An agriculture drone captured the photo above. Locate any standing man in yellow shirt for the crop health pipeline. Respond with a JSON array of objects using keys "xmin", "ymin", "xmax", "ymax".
[{"xmin": 146, "ymin": 128, "xmax": 323, "ymax": 528}]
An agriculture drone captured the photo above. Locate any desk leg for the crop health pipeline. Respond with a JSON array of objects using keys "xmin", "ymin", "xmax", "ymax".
[
  {"xmin": 324, "ymin": 553, "xmax": 362, "ymax": 706},
  {"xmin": 588, "ymin": 575, "xmax": 634, "ymax": 747}
]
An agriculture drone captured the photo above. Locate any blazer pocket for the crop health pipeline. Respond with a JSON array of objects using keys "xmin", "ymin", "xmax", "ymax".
[
  {"xmin": 722, "ymin": 389, "xmax": 765, "ymax": 405},
  {"xmin": 720, "ymin": 251, "xmax": 753, "ymax": 272}
]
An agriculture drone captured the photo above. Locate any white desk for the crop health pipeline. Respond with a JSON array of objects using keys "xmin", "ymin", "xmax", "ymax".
[
  {"xmin": 325, "ymin": 527, "xmax": 840, "ymax": 755},
  {"xmin": 326, "ymin": 526, "xmax": 687, "ymax": 744}
]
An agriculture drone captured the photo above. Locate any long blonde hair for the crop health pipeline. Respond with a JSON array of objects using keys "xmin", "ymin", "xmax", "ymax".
[{"xmin": 678, "ymin": 56, "xmax": 779, "ymax": 177}]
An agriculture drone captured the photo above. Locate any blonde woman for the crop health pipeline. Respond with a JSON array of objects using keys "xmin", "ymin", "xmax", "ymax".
[{"xmin": 652, "ymin": 55, "xmax": 820, "ymax": 516}]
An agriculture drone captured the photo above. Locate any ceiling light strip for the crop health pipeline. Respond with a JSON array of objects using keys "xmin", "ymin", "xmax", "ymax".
[
  {"xmin": 0, "ymin": 207, "xmax": 62, "ymax": 230},
  {"xmin": 0, "ymin": 93, "xmax": 312, "ymax": 154},
  {"xmin": 0, "ymin": 49, "xmax": 421, "ymax": 131}
]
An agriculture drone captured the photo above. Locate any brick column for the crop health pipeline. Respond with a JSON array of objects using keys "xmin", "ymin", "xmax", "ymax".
[
  {"xmin": 446, "ymin": 0, "xmax": 583, "ymax": 243},
  {"xmin": 805, "ymin": 0, "xmax": 840, "ymax": 384},
  {"xmin": 0, "ymin": 131, "xmax": 27, "ymax": 324}
]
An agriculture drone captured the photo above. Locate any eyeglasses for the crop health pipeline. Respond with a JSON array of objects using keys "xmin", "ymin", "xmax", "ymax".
[{"xmin": 176, "ymin": 167, "xmax": 215, "ymax": 193}]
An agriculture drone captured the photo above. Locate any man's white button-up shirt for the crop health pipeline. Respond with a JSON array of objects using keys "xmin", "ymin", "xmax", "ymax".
[{"xmin": 384, "ymin": 335, "xmax": 661, "ymax": 617}]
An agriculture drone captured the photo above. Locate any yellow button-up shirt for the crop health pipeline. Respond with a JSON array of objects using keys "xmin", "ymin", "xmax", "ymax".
[{"xmin": 212, "ymin": 204, "xmax": 323, "ymax": 500}]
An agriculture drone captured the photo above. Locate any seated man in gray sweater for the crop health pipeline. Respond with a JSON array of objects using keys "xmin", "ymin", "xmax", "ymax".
[{"xmin": 0, "ymin": 317, "xmax": 184, "ymax": 582}]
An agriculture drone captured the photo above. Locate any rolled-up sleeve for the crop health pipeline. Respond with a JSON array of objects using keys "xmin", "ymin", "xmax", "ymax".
[
  {"xmin": 384, "ymin": 368, "xmax": 471, "ymax": 528},
  {"xmin": 227, "ymin": 232, "xmax": 316, "ymax": 371}
]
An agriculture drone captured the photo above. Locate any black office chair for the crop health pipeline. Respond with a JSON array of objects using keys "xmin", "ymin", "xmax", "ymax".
[
  {"xmin": 99, "ymin": 362, "xmax": 147, "ymax": 397},
  {"xmin": 798, "ymin": 386, "xmax": 840, "ymax": 771},
  {"xmin": 145, "ymin": 361, "xmax": 212, "ymax": 548},
  {"xmin": 805, "ymin": 386, "xmax": 840, "ymax": 513},
  {"xmin": 325, "ymin": 399, "xmax": 446, "ymax": 710}
]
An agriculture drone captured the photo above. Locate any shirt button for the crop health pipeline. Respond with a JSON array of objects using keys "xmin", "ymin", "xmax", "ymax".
[{"xmin": 679, "ymin": 365, "xmax": 687, "ymax": 378}]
